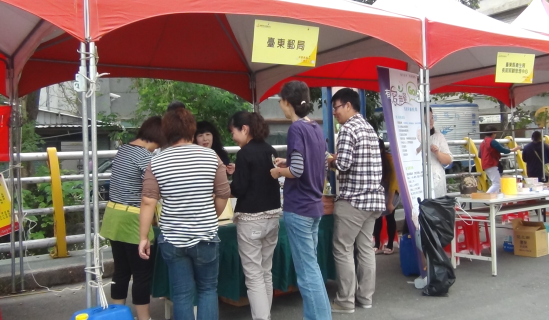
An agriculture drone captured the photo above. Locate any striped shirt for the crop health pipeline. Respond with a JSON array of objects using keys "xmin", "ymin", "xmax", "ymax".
[
  {"xmin": 146, "ymin": 144, "xmax": 230, "ymax": 248},
  {"xmin": 109, "ymin": 144, "xmax": 152, "ymax": 207}
]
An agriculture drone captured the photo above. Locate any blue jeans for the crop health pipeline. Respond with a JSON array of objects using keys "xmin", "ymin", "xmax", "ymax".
[
  {"xmin": 158, "ymin": 234, "xmax": 220, "ymax": 320},
  {"xmin": 283, "ymin": 211, "xmax": 332, "ymax": 320}
]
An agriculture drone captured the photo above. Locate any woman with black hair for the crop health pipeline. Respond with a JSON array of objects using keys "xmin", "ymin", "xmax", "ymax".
[
  {"xmin": 228, "ymin": 111, "xmax": 281, "ymax": 320},
  {"xmin": 270, "ymin": 81, "xmax": 331, "ymax": 320},
  {"xmin": 373, "ymin": 139, "xmax": 400, "ymax": 255},
  {"xmin": 194, "ymin": 121, "xmax": 235, "ymax": 174}
]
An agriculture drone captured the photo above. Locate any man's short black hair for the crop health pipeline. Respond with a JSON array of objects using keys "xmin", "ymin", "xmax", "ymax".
[
  {"xmin": 485, "ymin": 125, "xmax": 498, "ymax": 138},
  {"xmin": 167, "ymin": 101, "xmax": 186, "ymax": 112},
  {"xmin": 331, "ymin": 88, "xmax": 360, "ymax": 112}
]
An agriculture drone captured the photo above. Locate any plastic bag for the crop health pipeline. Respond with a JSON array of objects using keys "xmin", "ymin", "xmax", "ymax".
[{"xmin": 418, "ymin": 196, "xmax": 456, "ymax": 296}]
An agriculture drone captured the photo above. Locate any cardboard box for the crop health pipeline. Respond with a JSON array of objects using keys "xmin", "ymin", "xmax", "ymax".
[{"xmin": 512, "ymin": 220, "xmax": 548, "ymax": 258}]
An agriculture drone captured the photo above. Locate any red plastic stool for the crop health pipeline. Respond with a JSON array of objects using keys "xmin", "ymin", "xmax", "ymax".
[{"xmin": 466, "ymin": 216, "xmax": 491, "ymax": 256}]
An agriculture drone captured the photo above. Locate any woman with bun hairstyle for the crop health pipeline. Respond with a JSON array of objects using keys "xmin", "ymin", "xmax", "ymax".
[
  {"xmin": 228, "ymin": 111, "xmax": 282, "ymax": 320},
  {"xmin": 270, "ymin": 81, "xmax": 331, "ymax": 320}
]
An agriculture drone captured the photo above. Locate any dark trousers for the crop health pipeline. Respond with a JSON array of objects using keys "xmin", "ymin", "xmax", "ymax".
[
  {"xmin": 111, "ymin": 240, "xmax": 153, "ymax": 305},
  {"xmin": 373, "ymin": 211, "xmax": 397, "ymax": 250}
]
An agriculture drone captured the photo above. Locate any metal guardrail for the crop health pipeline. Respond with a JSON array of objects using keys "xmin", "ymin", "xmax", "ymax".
[{"xmin": 8, "ymin": 138, "xmax": 530, "ymax": 252}]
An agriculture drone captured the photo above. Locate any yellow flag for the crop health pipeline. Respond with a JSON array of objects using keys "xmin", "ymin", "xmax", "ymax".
[
  {"xmin": 495, "ymin": 52, "xmax": 535, "ymax": 84},
  {"xmin": 252, "ymin": 20, "xmax": 319, "ymax": 67}
]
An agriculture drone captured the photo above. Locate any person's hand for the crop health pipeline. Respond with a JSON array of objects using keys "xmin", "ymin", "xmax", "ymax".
[
  {"xmin": 512, "ymin": 145, "xmax": 521, "ymax": 152},
  {"xmin": 387, "ymin": 203, "xmax": 395, "ymax": 213},
  {"xmin": 430, "ymin": 144, "xmax": 439, "ymax": 154},
  {"xmin": 226, "ymin": 163, "xmax": 235, "ymax": 175},
  {"xmin": 270, "ymin": 167, "xmax": 281, "ymax": 179},
  {"xmin": 138, "ymin": 239, "xmax": 151, "ymax": 260},
  {"xmin": 327, "ymin": 154, "xmax": 338, "ymax": 168},
  {"xmin": 275, "ymin": 158, "xmax": 287, "ymax": 168}
]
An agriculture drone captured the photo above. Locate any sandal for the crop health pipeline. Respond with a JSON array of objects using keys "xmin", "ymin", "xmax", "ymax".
[
  {"xmin": 374, "ymin": 246, "xmax": 384, "ymax": 255},
  {"xmin": 383, "ymin": 248, "xmax": 394, "ymax": 255}
]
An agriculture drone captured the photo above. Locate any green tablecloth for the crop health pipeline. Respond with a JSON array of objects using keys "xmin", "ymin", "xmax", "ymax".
[{"xmin": 151, "ymin": 214, "xmax": 335, "ymax": 302}]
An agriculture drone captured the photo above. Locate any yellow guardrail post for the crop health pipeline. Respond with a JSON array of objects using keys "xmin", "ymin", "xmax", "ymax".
[
  {"xmin": 505, "ymin": 136, "xmax": 527, "ymax": 178},
  {"xmin": 464, "ymin": 137, "xmax": 488, "ymax": 192},
  {"xmin": 47, "ymin": 147, "xmax": 68, "ymax": 258}
]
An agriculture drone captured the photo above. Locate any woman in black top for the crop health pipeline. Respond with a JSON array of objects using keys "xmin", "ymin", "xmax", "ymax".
[
  {"xmin": 228, "ymin": 111, "xmax": 281, "ymax": 320},
  {"xmin": 194, "ymin": 121, "xmax": 235, "ymax": 174}
]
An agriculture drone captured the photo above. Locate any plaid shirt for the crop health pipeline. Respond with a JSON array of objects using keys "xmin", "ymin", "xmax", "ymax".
[{"xmin": 335, "ymin": 114, "xmax": 385, "ymax": 212}]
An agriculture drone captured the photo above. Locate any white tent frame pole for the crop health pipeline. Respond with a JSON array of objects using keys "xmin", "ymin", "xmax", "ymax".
[
  {"xmin": 420, "ymin": 14, "xmax": 432, "ymax": 200},
  {"xmin": 83, "ymin": 0, "xmax": 92, "ymax": 308},
  {"xmin": 420, "ymin": 69, "xmax": 429, "ymax": 199},
  {"xmin": 510, "ymin": 89, "xmax": 518, "ymax": 178},
  {"xmin": 14, "ymin": 88, "xmax": 24, "ymax": 292},
  {"xmin": 80, "ymin": 41, "xmax": 92, "ymax": 308},
  {"xmin": 424, "ymin": 68, "xmax": 432, "ymax": 199},
  {"xmin": 88, "ymin": 41, "xmax": 101, "ymax": 306},
  {"xmin": 7, "ymin": 64, "xmax": 16, "ymax": 294}
]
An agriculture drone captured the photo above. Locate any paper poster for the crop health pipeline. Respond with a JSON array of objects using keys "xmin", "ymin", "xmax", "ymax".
[
  {"xmin": 495, "ymin": 52, "xmax": 535, "ymax": 84},
  {"xmin": 0, "ymin": 106, "xmax": 10, "ymax": 162},
  {"xmin": 377, "ymin": 67, "xmax": 424, "ymax": 274},
  {"xmin": 0, "ymin": 173, "xmax": 17, "ymax": 236},
  {"xmin": 251, "ymin": 20, "xmax": 319, "ymax": 67}
]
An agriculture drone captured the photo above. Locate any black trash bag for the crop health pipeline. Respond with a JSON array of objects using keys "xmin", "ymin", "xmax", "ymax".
[{"xmin": 418, "ymin": 196, "xmax": 456, "ymax": 296}]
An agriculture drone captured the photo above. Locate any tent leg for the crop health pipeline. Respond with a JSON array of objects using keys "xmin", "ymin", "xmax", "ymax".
[
  {"xmin": 425, "ymin": 68, "xmax": 432, "ymax": 199},
  {"xmin": 79, "ymin": 41, "xmax": 93, "ymax": 308},
  {"xmin": 419, "ymin": 69, "xmax": 429, "ymax": 199},
  {"xmin": 14, "ymin": 96, "xmax": 24, "ymax": 292},
  {"xmin": 359, "ymin": 89, "xmax": 366, "ymax": 118},
  {"xmin": 322, "ymin": 87, "xmax": 336, "ymax": 194},
  {"xmin": 8, "ymin": 83, "xmax": 16, "ymax": 294},
  {"xmin": 89, "ymin": 41, "xmax": 101, "ymax": 305}
]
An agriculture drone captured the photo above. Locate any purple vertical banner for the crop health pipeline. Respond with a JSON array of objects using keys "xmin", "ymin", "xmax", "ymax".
[{"xmin": 377, "ymin": 66, "xmax": 425, "ymax": 277}]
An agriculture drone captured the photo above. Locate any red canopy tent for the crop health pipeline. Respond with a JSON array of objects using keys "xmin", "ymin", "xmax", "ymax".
[
  {"xmin": 260, "ymin": 56, "xmax": 409, "ymax": 101},
  {"xmin": 430, "ymin": 0, "xmax": 549, "ymax": 107},
  {"xmin": 4, "ymin": 0, "xmax": 423, "ymax": 102}
]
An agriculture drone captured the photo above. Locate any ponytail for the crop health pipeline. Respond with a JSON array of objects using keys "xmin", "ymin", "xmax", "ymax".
[
  {"xmin": 228, "ymin": 111, "xmax": 270, "ymax": 142},
  {"xmin": 248, "ymin": 113, "xmax": 270, "ymax": 141}
]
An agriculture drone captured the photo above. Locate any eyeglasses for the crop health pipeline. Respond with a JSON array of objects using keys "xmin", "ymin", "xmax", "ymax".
[{"xmin": 332, "ymin": 104, "xmax": 345, "ymax": 111}]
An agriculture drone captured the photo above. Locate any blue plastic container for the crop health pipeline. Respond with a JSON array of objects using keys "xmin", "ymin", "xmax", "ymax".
[
  {"xmin": 503, "ymin": 241, "xmax": 514, "ymax": 253},
  {"xmin": 399, "ymin": 234, "xmax": 420, "ymax": 277},
  {"xmin": 71, "ymin": 305, "xmax": 133, "ymax": 320}
]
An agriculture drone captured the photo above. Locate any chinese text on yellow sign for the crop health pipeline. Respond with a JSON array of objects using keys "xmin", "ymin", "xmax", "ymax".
[
  {"xmin": 0, "ymin": 174, "xmax": 16, "ymax": 236},
  {"xmin": 252, "ymin": 20, "xmax": 319, "ymax": 67},
  {"xmin": 495, "ymin": 52, "xmax": 535, "ymax": 84}
]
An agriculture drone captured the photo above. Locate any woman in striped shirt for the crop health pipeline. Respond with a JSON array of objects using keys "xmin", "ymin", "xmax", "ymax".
[
  {"xmin": 99, "ymin": 116, "xmax": 165, "ymax": 320},
  {"xmin": 228, "ymin": 111, "xmax": 281, "ymax": 320},
  {"xmin": 138, "ymin": 107, "xmax": 230, "ymax": 320}
]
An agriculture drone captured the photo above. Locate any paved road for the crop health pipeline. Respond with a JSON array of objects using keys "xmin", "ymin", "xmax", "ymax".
[{"xmin": 1, "ymin": 231, "xmax": 549, "ymax": 320}]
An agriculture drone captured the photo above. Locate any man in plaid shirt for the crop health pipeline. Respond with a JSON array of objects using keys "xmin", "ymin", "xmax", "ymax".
[{"xmin": 327, "ymin": 88, "xmax": 385, "ymax": 314}]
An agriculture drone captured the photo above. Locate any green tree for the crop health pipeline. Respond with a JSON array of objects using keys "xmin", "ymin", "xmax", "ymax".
[{"xmin": 131, "ymin": 79, "xmax": 251, "ymax": 146}]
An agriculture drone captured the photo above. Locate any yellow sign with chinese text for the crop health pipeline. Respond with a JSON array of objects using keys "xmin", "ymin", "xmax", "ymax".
[
  {"xmin": 495, "ymin": 52, "xmax": 535, "ymax": 84},
  {"xmin": 252, "ymin": 20, "xmax": 319, "ymax": 67},
  {"xmin": 0, "ymin": 174, "xmax": 15, "ymax": 236}
]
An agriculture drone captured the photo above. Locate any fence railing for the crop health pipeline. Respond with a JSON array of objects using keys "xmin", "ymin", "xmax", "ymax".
[{"xmin": 5, "ymin": 137, "xmax": 533, "ymax": 254}]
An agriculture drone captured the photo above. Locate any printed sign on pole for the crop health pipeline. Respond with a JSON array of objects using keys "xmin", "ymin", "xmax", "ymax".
[
  {"xmin": 0, "ymin": 174, "xmax": 17, "ymax": 236},
  {"xmin": 0, "ymin": 106, "xmax": 10, "ymax": 162},
  {"xmin": 377, "ymin": 66, "xmax": 424, "ymax": 275},
  {"xmin": 252, "ymin": 20, "xmax": 319, "ymax": 67},
  {"xmin": 495, "ymin": 52, "xmax": 535, "ymax": 84}
]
